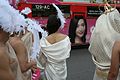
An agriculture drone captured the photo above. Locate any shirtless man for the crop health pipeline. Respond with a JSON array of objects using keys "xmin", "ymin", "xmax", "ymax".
[
  {"xmin": 0, "ymin": 0, "xmax": 26, "ymax": 79},
  {"xmin": 0, "ymin": 28, "xmax": 15, "ymax": 80},
  {"xmin": 9, "ymin": 34, "xmax": 36, "ymax": 73},
  {"xmin": 9, "ymin": 34, "xmax": 36, "ymax": 80}
]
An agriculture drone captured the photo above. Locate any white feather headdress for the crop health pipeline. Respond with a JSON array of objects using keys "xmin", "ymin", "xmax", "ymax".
[
  {"xmin": 52, "ymin": 3, "xmax": 66, "ymax": 29},
  {"xmin": 25, "ymin": 18, "xmax": 48, "ymax": 60},
  {"xmin": 0, "ymin": 0, "xmax": 26, "ymax": 33}
]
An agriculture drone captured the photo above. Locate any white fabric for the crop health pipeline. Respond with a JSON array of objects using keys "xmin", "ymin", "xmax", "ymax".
[
  {"xmin": 40, "ymin": 36, "xmax": 71, "ymax": 80},
  {"xmin": 89, "ymin": 9, "xmax": 120, "ymax": 79},
  {"xmin": 93, "ymin": 69, "xmax": 120, "ymax": 80}
]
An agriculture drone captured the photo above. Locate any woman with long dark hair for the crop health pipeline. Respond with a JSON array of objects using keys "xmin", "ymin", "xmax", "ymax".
[
  {"xmin": 69, "ymin": 16, "xmax": 87, "ymax": 45},
  {"xmin": 38, "ymin": 4, "xmax": 71, "ymax": 80}
]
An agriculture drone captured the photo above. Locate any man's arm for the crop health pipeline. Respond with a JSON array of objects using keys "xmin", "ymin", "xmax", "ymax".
[
  {"xmin": 0, "ymin": 48, "xmax": 15, "ymax": 80},
  {"xmin": 107, "ymin": 41, "xmax": 120, "ymax": 80},
  {"xmin": 10, "ymin": 38, "xmax": 36, "ymax": 73}
]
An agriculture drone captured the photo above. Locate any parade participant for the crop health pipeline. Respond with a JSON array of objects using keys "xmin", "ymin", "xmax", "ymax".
[
  {"xmin": 21, "ymin": 7, "xmax": 47, "ymax": 60},
  {"xmin": 89, "ymin": 3, "xmax": 120, "ymax": 80},
  {"xmin": 21, "ymin": 7, "xmax": 48, "ymax": 80},
  {"xmin": 9, "ymin": 33, "xmax": 36, "ymax": 80},
  {"xmin": 38, "ymin": 3, "xmax": 71, "ymax": 80},
  {"xmin": 9, "ymin": 7, "xmax": 36, "ymax": 80},
  {"xmin": 0, "ymin": 0, "xmax": 26, "ymax": 80}
]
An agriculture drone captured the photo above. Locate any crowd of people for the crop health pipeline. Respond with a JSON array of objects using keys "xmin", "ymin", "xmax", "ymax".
[
  {"xmin": 0, "ymin": 0, "xmax": 71, "ymax": 80},
  {"xmin": 0, "ymin": 0, "xmax": 120, "ymax": 80}
]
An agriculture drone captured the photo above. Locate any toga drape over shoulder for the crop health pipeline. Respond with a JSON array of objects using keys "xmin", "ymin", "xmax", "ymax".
[{"xmin": 40, "ymin": 36, "xmax": 71, "ymax": 80}]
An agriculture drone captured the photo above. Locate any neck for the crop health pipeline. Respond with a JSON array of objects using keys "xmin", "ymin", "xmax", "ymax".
[{"xmin": 50, "ymin": 31, "xmax": 59, "ymax": 35}]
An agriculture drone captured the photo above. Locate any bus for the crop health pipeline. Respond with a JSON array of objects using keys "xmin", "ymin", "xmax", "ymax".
[{"xmin": 17, "ymin": 0, "xmax": 120, "ymax": 47}]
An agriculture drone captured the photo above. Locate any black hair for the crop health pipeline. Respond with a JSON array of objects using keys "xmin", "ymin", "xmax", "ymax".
[
  {"xmin": 38, "ymin": 32, "xmax": 42, "ymax": 39},
  {"xmin": 69, "ymin": 16, "xmax": 87, "ymax": 43},
  {"xmin": 46, "ymin": 15, "xmax": 61, "ymax": 35}
]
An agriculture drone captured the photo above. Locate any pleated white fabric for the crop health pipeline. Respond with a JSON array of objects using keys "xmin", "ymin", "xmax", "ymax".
[
  {"xmin": 40, "ymin": 36, "xmax": 71, "ymax": 80},
  {"xmin": 89, "ymin": 9, "xmax": 120, "ymax": 80}
]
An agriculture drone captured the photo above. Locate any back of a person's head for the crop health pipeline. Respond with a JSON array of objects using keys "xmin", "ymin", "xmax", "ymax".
[
  {"xmin": 47, "ymin": 15, "xmax": 61, "ymax": 35},
  {"xmin": 0, "ymin": 0, "xmax": 26, "ymax": 33}
]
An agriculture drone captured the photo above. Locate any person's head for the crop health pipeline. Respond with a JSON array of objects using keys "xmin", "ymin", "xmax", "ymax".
[
  {"xmin": 69, "ymin": 16, "xmax": 87, "ymax": 43},
  {"xmin": 0, "ymin": 0, "xmax": 26, "ymax": 41},
  {"xmin": 46, "ymin": 15, "xmax": 61, "ymax": 35},
  {"xmin": 0, "ymin": 6, "xmax": 12, "ymax": 41},
  {"xmin": 46, "ymin": 3, "xmax": 65, "ymax": 35}
]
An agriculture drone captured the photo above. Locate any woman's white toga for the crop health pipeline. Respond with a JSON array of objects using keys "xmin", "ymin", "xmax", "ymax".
[{"xmin": 40, "ymin": 36, "xmax": 71, "ymax": 80}]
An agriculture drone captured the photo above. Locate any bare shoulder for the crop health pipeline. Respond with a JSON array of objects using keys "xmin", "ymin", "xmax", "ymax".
[
  {"xmin": 46, "ymin": 33, "xmax": 68, "ymax": 44},
  {"xmin": 9, "ymin": 37, "xmax": 24, "ymax": 48},
  {"xmin": 56, "ymin": 33, "xmax": 68, "ymax": 41},
  {"xmin": 58, "ymin": 33, "xmax": 68, "ymax": 38}
]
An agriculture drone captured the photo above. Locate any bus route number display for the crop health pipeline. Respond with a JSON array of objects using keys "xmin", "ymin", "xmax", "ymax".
[{"xmin": 32, "ymin": 4, "xmax": 70, "ymax": 17}]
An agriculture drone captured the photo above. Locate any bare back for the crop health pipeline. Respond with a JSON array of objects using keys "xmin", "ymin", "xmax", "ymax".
[
  {"xmin": 46, "ymin": 33, "xmax": 67, "ymax": 44},
  {"xmin": 9, "ymin": 36, "xmax": 35, "ymax": 80},
  {"xmin": 0, "ymin": 46, "xmax": 15, "ymax": 80},
  {"xmin": 9, "ymin": 37, "xmax": 34, "ymax": 73},
  {"xmin": 9, "ymin": 37, "xmax": 28, "ymax": 72}
]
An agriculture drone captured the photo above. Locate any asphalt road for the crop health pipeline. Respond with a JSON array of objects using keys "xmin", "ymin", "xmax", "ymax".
[{"xmin": 67, "ymin": 48, "xmax": 95, "ymax": 80}]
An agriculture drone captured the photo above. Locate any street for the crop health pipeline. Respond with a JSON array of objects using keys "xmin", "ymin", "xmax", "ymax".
[{"xmin": 67, "ymin": 48, "xmax": 95, "ymax": 80}]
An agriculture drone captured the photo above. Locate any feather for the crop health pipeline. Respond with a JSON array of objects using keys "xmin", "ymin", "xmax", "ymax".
[{"xmin": 52, "ymin": 3, "xmax": 66, "ymax": 29}]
